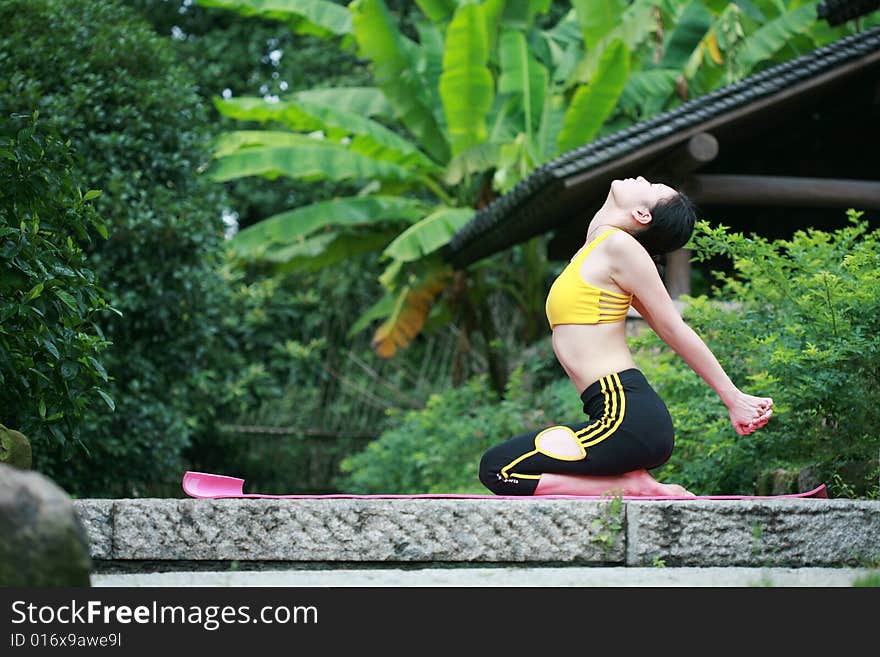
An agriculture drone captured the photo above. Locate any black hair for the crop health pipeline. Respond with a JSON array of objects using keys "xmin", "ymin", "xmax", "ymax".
[{"xmin": 633, "ymin": 190, "xmax": 699, "ymax": 277}]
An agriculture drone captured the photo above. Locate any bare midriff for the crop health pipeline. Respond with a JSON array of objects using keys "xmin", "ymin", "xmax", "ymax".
[{"xmin": 551, "ymin": 322, "xmax": 637, "ymax": 397}]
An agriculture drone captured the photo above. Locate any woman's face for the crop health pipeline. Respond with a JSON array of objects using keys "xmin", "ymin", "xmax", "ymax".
[{"xmin": 610, "ymin": 176, "xmax": 678, "ymax": 210}]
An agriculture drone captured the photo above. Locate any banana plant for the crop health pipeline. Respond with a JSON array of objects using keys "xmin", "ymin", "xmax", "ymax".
[{"xmin": 200, "ymin": 0, "xmax": 851, "ymax": 383}]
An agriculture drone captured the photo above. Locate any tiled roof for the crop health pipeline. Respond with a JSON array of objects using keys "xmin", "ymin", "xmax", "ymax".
[
  {"xmin": 442, "ymin": 24, "xmax": 880, "ymax": 269},
  {"xmin": 818, "ymin": 0, "xmax": 880, "ymax": 26}
]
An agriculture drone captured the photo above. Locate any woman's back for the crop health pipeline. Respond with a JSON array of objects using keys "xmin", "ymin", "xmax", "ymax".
[
  {"xmin": 480, "ymin": 175, "xmax": 772, "ymax": 498},
  {"xmin": 548, "ymin": 229, "xmax": 637, "ymax": 395}
]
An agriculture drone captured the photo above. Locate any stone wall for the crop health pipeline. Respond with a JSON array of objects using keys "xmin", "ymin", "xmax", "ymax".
[{"xmin": 72, "ymin": 497, "xmax": 880, "ymax": 570}]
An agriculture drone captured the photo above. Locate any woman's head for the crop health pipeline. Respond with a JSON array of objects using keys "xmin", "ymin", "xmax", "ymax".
[{"xmin": 608, "ymin": 176, "xmax": 698, "ymax": 255}]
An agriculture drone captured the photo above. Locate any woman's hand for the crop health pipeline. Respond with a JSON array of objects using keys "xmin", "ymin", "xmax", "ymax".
[{"xmin": 727, "ymin": 391, "xmax": 774, "ymax": 436}]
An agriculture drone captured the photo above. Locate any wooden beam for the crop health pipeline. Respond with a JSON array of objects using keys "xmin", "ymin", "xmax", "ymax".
[
  {"xmin": 644, "ymin": 132, "xmax": 718, "ymax": 183},
  {"xmin": 665, "ymin": 248, "xmax": 693, "ymax": 300},
  {"xmin": 682, "ymin": 174, "xmax": 880, "ymax": 208}
]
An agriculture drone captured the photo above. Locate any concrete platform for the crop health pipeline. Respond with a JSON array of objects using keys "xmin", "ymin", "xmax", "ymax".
[
  {"xmin": 90, "ymin": 566, "xmax": 879, "ymax": 587},
  {"xmin": 73, "ymin": 497, "xmax": 880, "ymax": 570}
]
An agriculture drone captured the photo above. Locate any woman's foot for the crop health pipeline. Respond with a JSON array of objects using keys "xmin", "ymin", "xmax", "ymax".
[
  {"xmin": 531, "ymin": 469, "xmax": 696, "ymax": 497},
  {"xmin": 621, "ymin": 469, "xmax": 696, "ymax": 496},
  {"xmin": 654, "ymin": 482, "xmax": 696, "ymax": 497},
  {"xmin": 617, "ymin": 470, "xmax": 696, "ymax": 496}
]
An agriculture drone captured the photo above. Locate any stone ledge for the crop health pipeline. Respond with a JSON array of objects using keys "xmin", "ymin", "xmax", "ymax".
[
  {"xmin": 73, "ymin": 498, "xmax": 113, "ymax": 560},
  {"xmin": 627, "ymin": 500, "xmax": 880, "ymax": 567},
  {"xmin": 74, "ymin": 498, "xmax": 623, "ymax": 565},
  {"xmin": 72, "ymin": 498, "xmax": 880, "ymax": 568}
]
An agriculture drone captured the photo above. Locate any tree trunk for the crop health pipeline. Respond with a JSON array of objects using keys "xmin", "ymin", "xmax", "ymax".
[
  {"xmin": 451, "ymin": 270, "xmax": 507, "ymax": 398},
  {"xmin": 469, "ymin": 269, "xmax": 507, "ymax": 398},
  {"xmin": 521, "ymin": 235, "xmax": 548, "ymax": 344}
]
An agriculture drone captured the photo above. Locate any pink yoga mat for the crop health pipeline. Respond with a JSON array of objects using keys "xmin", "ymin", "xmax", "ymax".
[{"xmin": 182, "ymin": 471, "xmax": 829, "ymax": 500}]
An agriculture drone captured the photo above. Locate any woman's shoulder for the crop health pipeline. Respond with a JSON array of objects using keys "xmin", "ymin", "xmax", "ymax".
[
  {"xmin": 604, "ymin": 228, "xmax": 643, "ymax": 254},
  {"xmin": 604, "ymin": 229, "xmax": 656, "ymax": 280}
]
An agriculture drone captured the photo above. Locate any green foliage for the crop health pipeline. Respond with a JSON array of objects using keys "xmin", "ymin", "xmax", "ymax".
[
  {"xmin": 123, "ymin": 0, "xmax": 370, "ymax": 234},
  {"xmin": 202, "ymin": 0, "xmax": 868, "ymax": 378},
  {"xmin": 187, "ymin": 256, "xmax": 381, "ymax": 490},
  {"xmin": 633, "ymin": 210, "xmax": 880, "ymax": 496},
  {"xmin": 0, "ymin": 112, "xmax": 114, "ymax": 449},
  {"xmin": 852, "ymin": 571, "xmax": 880, "ymax": 587},
  {"xmin": 0, "ymin": 0, "xmax": 235, "ymax": 495},
  {"xmin": 340, "ymin": 211, "xmax": 880, "ymax": 498},
  {"xmin": 338, "ymin": 366, "xmax": 582, "ymax": 493},
  {"xmin": 590, "ymin": 492, "xmax": 624, "ymax": 559}
]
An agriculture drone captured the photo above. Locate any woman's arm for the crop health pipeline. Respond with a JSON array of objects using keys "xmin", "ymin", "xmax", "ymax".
[
  {"xmin": 630, "ymin": 296, "xmax": 738, "ymax": 405},
  {"xmin": 609, "ymin": 234, "xmax": 773, "ymax": 435}
]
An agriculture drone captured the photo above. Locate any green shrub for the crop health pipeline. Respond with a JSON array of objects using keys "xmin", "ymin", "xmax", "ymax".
[
  {"xmin": 0, "ymin": 0, "xmax": 232, "ymax": 495},
  {"xmin": 852, "ymin": 571, "xmax": 880, "ymax": 587},
  {"xmin": 635, "ymin": 210, "xmax": 880, "ymax": 496},
  {"xmin": 0, "ymin": 111, "xmax": 113, "ymax": 450},
  {"xmin": 194, "ymin": 248, "xmax": 474, "ymax": 494},
  {"xmin": 186, "ymin": 257, "xmax": 387, "ymax": 493},
  {"xmin": 122, "ymin": 0, "xmax": 369, "ymax": 235},
  {"xmin": 339, "ymin": 366, "xmax": 582, "ymax": 494},
  {"xmin": 340, "ymin": 211, "xmax": 880, "ymax": 497}
]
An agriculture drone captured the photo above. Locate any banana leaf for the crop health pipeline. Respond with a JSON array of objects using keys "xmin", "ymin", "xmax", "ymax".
[
  {"xmin": 571, "ymin": 0, "xmax": 627, "ymax": 52},
  {"xmin": 195, "ymin": 0, "xmax": 352, "ymax": 37},
  {"xmin": 736, "ymin": 2, "xmax": 818, "ymax": 74},
  {"xmin": 352, "ymin": 0, "xmax": 450, "ymax": 163},
  {"xmin": 498, "ymin": 27, "xmax": 549, "ymax": 135},
  {"xmin": 444, "ymin": 142, "xmax": 504, "ymax": 185},
  {"xmin": 263, "ymin": 228, "xmax": 399, "ymax": 272},
  {"xmin": 414, "ymin": 0, "xmax": 457, "ymax": 22},
  {"xmin": 556, "ymin": 38, "xmax": 629, "ymax": 153},
  {"xmin": 206, "ymin": 141, "xmax": 415, "ymax": 183},
  {"xmin": 230, "ymin": 196, "xmax": 431, "ymax": 257},
  {"xmin": 439, "ymin": 2, "xmax": 495, "ymax": 156},
  {"xmin": 658, "ymin": 0, "xmax": 714, "ymax": 70},
  {"xmin": 382, "ymin": 207, "xmax": 475, "ymax": 262},
  {"xmin": 371, "ymin": 267, "xmax": 452, "ymax": 358}
]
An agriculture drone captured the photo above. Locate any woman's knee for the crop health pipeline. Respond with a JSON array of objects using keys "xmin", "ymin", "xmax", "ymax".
[
  {"xmin": 478, "ymin": 450, "xmax": 502, "ymax": 493},
  {"xmin": 647, "ymin": 429, "xmax": 675, "ymax": 469},
  {"xmin": 479, "ymin": 450, "xmax": 540, "ymax": 496}
]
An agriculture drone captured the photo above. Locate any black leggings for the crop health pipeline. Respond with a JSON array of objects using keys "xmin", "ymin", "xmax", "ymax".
[{"xmin": 478, "ymin": 368, "xmax": 675, "ymax": 495}]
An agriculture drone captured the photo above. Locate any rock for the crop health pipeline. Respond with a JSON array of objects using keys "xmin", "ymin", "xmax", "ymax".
[
  {"xmin": 0, "ymin": 463, "xmax": 92, "ymax": 586},
  {"xmin": 71, "ymin": 499, "xmax": 113, "ymax": 560},
  {"xmin": 836, "ymin": 460, "xmax": 877, "ymax": 496},
  {"xmin": 798, "ymin": 466, "xmax": 823, "ymax": 494},
  {"xmin": 756, "ymin": 468, "xmax": 799, "ymax": 495},
  {"xmin": 0, "ymin": 424, "xmax": 32, "ymax": 469}
]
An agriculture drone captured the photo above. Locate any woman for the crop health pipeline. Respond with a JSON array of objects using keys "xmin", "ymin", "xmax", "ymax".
[{"xmin": 478, "ymin": 176, "xmax": 773, "ymax": 497}]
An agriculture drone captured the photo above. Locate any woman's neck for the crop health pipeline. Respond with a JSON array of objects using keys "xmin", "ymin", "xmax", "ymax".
[{"xmin": 585, "ymin": 222, "xmax": 621, "ymax": 242}]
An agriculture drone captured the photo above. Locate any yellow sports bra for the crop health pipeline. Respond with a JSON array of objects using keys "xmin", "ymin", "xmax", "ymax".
[{"xmin": 545, "ymin": 227, "xmax": 633, "ymax": 330}]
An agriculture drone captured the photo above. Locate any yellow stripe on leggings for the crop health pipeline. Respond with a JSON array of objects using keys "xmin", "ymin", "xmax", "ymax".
[
  {"xmin": 500, "ymin": 373, "xmax": 626, "ymax": 481},
  {"xmin": 500, "ymin": 448, "xmax": 539, "ymax": 479},
  {"xmin": 581, "ymin": 372, "xmax": 626, "ymax": 448},
  {"xmin": 576, "ymin": 375, "xmax": 612, "ymax": 440},
  {"xmin": 578, "ymin": 375, "xmax": 617, "ymax": 444}
]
